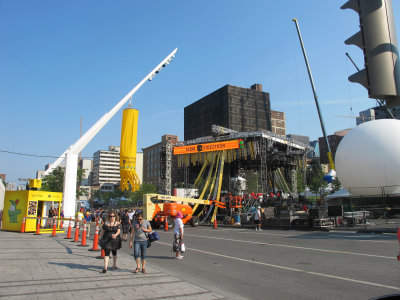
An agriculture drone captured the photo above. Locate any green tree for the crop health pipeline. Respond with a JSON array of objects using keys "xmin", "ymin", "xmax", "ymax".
[
  {"xmin": 41, "ymin": 167, "xmax": 65, "ymax": 192},
  {"xmin": 306, "ymin": 162, "xmax": 328, "ymax": 198},
  {"xmin": 331, "ymin": 178, "xmax": 342, "ymax": 193},
  {"xmin": 132, "ymin": 183, "xmax": 157, "ymax": 205},
  {"xmin": 297, "ymin": 169, "xmax": 306, "ymax": 194},
  {"xmin": 41, "ymin": 167, "xmax": 86, "ymax": 198}
]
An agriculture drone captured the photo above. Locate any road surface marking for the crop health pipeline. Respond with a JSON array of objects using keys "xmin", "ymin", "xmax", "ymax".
[
  {"xmin": 157, "ymin": 241, "xmax": 400, "ymax": 291},
  {"xmin": 181, "ymin": 233, "xmax": 395, "ymax": 259}
]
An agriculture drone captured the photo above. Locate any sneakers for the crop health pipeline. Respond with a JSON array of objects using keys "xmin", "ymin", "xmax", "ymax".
[
  {"xmin": 255, "ymin": 228, "xmax": 258, "ymax": 231},
  {"xmin": 175, "ymin": 255, "xmax": 184, "ymax": 259},
  {"xmin": 259, "ymin": 228, "xmax": 263, "ymax": 231}
]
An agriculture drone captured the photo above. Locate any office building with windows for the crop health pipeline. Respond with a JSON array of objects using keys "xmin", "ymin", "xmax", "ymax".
[{"xmin": 184, "ymin": 84, "xmax": 275, "ymax": 140}]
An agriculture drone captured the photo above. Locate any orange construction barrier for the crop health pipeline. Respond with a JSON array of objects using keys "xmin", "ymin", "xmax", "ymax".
[
  {"xmin": 79, "ymin": 221, "xmax": 89, "ymax": 247},
  {"xmin": 214, "ymin": 219, "xmax": 218, "ymax": 229},
  {"xmin": 89, "ymin": 221, "xmax": 100, "ymax": 251},
  {"xmin": 51, "ymin": 217, "xmax": 57, "ymax": 237},
  {"xmin": 34, "ymin": 217, "xmax": 41, "ymax": 235},
  {"xmin": 165, "ymin": 218, "xmax": 168, "ymax": 231},
  {"xmin": 20, "ymin": 216, "xmax": 26, "ymax": 233},
  {"xmin": 65, "ymin": 217, "xmax": 73, "ymax": 239},
  {"xmin": 72, "ymin": 221, "xmax": 80, "ymax": 242}
]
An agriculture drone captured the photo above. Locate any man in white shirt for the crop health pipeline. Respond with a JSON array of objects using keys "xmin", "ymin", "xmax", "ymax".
[
  {"xmin": 174, "ymin": 211, "xmax": 184, "ymax": 259},
  {"xmin": 254, "ymin": 206, "xmax": 262, "ymax": 231}
]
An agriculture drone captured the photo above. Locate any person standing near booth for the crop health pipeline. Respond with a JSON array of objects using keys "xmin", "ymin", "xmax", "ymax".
[{"xmin": 47, "ymin": 205, "xmax": 55, "ymax": 228}]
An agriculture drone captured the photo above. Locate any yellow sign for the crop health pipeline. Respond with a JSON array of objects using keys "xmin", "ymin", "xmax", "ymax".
[{"xmin": 173, "ymin": 140, "xmax": 240, "ymax": 155}]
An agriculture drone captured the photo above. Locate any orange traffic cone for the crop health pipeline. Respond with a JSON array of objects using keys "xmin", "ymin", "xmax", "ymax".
[
  {"xmin": 34, "ymin": 217, "xmax": 41, "ymax": 235},
  {"xmin": 165, "ymin": 218, "xmax": 168, "ymax": 231},
  {"xmin": 51, "ymin": 217, "xmax": 57, "ymax": 237},
  {"xmin": 89, "ymin": 221, "xmax": 100, "ymax": 251},
  {"xmin": 65, "ymin": 217, "xmax": 73, "ymax": 239},
  {"xmin": 20, "ymin": 216, "xmax": 26, "ymax": 233},
  {"xmin": 96, "ymin": 249, "xmax": 105, "ymax": 259},
  {"xmin": 72, "ymin": 221, "xmax": 80, "ymax": 242},
  {"xmin": 214, "ymin": 219, "xmax": 218, "ymax": 229},
  {"xmin": 78, "ymin": 221, "xmax": 89, "ymax": 247}
]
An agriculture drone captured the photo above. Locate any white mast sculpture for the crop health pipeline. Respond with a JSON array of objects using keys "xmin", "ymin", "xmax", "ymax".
[{"xmin": 41, "ymin": 48, "xmax": 178, "ymax": 221}]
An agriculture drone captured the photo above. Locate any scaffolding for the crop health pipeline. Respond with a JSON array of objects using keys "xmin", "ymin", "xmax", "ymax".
[{"xmin": 174, "ymin": 125, "xmax": 312, "ymax": 197}]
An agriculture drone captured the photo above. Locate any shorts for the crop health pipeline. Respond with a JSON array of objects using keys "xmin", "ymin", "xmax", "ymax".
[
  {"xmin": 254, "ymin": 219, "xmax": 260, "ymax": 225},
  {"xmin": 122, "ymin": 224, "xmax": 130, "ymax": 234}
]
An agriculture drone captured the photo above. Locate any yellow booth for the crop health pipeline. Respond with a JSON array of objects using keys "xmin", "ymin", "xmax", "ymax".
[{"xmin": 2, "ymin": 189, "xmax": 63, "ymax": 232}]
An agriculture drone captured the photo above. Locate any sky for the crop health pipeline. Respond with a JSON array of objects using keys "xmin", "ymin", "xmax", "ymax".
[{"xmin": 1, "ymin": 0, "xmax": 400, "ymax": 183}]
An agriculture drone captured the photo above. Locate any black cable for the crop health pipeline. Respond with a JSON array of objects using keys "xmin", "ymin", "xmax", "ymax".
[{"xmin": 0, "ymin": 149, "xmax": 92, "ymax": 159}]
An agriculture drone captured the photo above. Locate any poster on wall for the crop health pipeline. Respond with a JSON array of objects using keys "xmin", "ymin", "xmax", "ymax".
[{"xmin": 28, "ymin": 201, "xmax": 37, "ymax": 216}]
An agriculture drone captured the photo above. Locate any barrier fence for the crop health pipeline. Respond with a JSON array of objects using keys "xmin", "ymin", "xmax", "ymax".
[{"xmin": 22, "ymin": 216, "xmax": 102, "ymax": 251}]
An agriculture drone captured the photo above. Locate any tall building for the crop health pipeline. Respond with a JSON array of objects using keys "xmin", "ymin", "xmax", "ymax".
[
  {"xmin": 184, "ymin": 84, "xmax": 272, "ymax": 140},
  {"xmin": 319, "ymin": 129, "xmax": 351, "ymax": 165},
  {"xmin": 91, "ymin": 146, "xmax": 121, "ymax": 187},
  {"xmin": 143, "ymin": 135, "xmax": 182, "ymax": 191},
  {"xmin": 79, "ymin": 158, "xmax": 93, "ymax": 186},
  {"xmin": 309, "ymin": 140, "xmax": 320, "ymax": 159},
  {"xmin": 357, "ymin": 106, "xmax": 400, "ymax": 125},
  {"xmin": 271, "ymin": 110, "xmax": 286, "ymax": 136},
  {"xmin": 135, "ymin": 152, "xmax": 144, "ymax": 184}
]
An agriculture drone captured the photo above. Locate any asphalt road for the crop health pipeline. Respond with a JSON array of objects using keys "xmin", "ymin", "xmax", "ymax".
[{"xmin": 118, "ymin": 226, "xmax": 400, "ymax": 300}]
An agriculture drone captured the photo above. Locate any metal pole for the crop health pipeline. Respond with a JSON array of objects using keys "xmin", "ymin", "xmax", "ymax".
[{"xmin": 292, "ymin": 19, "xmax": 334, "ymax": 170}]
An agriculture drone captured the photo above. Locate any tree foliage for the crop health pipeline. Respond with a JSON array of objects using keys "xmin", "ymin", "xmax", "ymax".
[
  {"xmin": 41, "ymin": 167, "xmax": 86, "ymax": 198},
  {"xmin": 331, "ymin": 178, "xmax": 342, "ymax": 193},
  {"xmin": 306, "ymin": 162, "xmax": 328, "ymax": 198}
]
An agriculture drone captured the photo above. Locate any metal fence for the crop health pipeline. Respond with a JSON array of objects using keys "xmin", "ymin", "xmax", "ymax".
[{"xmin": 337, "ymin": 185, "xmax": 400, "ymax": 229}]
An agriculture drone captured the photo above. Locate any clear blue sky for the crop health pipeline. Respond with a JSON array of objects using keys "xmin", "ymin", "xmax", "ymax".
[{"xmin": 1, "ymin": 0, "xmax": 399, "ymax": 183}]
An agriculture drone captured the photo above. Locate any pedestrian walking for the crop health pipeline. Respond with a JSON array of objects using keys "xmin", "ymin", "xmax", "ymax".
[
  {"xmin": 98, "ymin": 211, "xmax": 122, "ymax": 273},
  {"xmin": 121, "ymin": 209, "xmax": 130, "ymax": 241},
  {"xmin": 254, "ymin": 206, "xmax": 262, "ymax": 231},
  {"xmin": 129, "ymin": 213, "xmax": 152, "ymax": 274},
  {"xmin": 174, "ymin": 211, "xmax": 184, "ymax": 259},
  {"xmin": 84, "ymin": 211, "xmax": 91, "ymax": 237}
]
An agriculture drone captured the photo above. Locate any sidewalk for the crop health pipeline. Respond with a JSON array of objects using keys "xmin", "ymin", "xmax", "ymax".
[{"xmin": 0, "ymin": 230, "xmax": 224, "ymax": 300}]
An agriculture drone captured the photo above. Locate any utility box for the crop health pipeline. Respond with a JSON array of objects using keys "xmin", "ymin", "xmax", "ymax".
[
  {"xmin": 28, "ymin": 179, "xmax": 42, "ymax": 190},
  {"xmin": 2, "ymin": 190, "xmax": 62, "ymax": 232}
]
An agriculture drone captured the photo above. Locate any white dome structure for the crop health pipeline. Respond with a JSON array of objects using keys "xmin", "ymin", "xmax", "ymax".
[{"xmin": 335, "ymin": 119, "xmax": 400, "ymax": 196}]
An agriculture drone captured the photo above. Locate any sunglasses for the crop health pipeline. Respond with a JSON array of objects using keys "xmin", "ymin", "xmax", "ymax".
[
  {"xmin": 110, "ymin": 215, "xmax": 115, "ymax": 217},
  {"xmin": 137, "ymin": 218, "xmax": 143, "ymax": 220}
]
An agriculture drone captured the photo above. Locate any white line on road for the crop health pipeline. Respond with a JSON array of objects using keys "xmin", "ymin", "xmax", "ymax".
[
  {"xmin": 182, "ymin": 233, "xmax": 396, "ymax": 260},
  {"xmin": 156, "ymin": 241, "xmax": 400, "ymax": 291}
]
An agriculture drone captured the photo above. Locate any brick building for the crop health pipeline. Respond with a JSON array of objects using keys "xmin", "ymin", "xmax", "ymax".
[{"xmin": 184, "ymin": 84, "xmax": 274, "ymax": 140}]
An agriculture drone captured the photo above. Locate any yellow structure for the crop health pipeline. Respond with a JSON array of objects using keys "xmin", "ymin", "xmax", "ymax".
[
  {"xmin": 120, "ymin": 108, "xmax": 140, "ymax": 191},
  {"xmin": 2, "ymin": 190, "xmax": 62, "ymax": 232}
]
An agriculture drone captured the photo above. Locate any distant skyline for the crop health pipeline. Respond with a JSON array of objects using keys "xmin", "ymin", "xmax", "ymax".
[{"xmin": 1, "ymin": 0, "xmax": 399, "ymax": 182}]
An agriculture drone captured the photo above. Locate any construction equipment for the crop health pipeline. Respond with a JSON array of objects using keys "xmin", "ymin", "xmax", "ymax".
[
  {"xmin": 143, "ymin": 194, "xmax": 212, "ymax": 229},
  {"xmin": 293, "ymin": 18, "xmax": 336, "ymax": 182}
]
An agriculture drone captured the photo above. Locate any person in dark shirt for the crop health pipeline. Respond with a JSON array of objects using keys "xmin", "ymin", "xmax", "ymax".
[{"xmin": 121, "ymin": 209, "xmax": 130, "ymax": 241}]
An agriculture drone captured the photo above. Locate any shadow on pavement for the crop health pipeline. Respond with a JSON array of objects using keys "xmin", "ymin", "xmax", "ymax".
[
  {"xmin": 48, "ymin": 261, "xmax": 102, "ymax": 271},
  {"xmin": 146, "ymin": 255, "xmax": 176, "ymax": 260}
]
